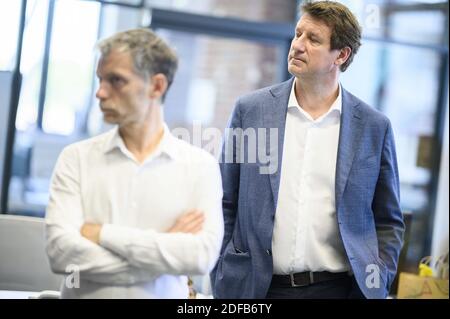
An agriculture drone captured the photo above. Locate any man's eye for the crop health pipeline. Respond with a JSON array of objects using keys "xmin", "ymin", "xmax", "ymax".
[{"xmin": 110, "ymin": 77, "xmax": 124, "ymax": 85}]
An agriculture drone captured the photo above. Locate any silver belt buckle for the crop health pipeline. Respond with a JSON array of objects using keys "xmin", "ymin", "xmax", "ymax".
[
  {"xmin": 289, "ymin": 273, "xmax": 300, "ymax": 287},
  {"xmin": 289, "ymin": 272, "xmax": 315, "ymax": 287},
  {"xmin": 309, "ymin": 272, "xmax": 315, "ymax": 284}
]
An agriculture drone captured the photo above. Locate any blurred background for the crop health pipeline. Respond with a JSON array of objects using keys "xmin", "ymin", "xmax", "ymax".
[{"xmin": 0, "ymin": 0, "xmax": 448, "ymax": 297}]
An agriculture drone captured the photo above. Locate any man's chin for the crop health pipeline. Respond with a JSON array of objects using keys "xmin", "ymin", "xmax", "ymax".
[
  {"xmin": 288, "ymin": 65, "xmax": 303, "ymax": 77},
  {"xmin": 102, "ymin": 116, "xmax": 119, "ymax": 125}
]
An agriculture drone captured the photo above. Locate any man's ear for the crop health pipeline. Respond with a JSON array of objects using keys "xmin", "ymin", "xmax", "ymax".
[
  {"xmin": 149, "ymin": 73, "xmax": 168, "ymax": 100},
  {"xmin": 335, "ymin": 47, "xmax": 352, "ymax": 67}
]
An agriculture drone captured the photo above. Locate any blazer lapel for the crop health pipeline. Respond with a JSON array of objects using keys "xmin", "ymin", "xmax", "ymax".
[
  {"xmin": 263, "ymin": 78, "xmax": 294, "ymax": 210},
  {"xmin": 335, "ymin": 88, "xmax": 366, "ymax": 210}
]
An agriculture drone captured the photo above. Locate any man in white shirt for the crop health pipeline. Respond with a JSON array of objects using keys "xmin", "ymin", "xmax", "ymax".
[
  {"xmin": 45, "ymin": 28, "xmax": 224, "ymax": 299},
  {"xmin": 211, "ymin": 1, "xmax": 404, "ymax": 299}
]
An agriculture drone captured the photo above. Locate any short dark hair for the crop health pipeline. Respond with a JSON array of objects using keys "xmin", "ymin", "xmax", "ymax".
[
  {"xmin": 97, "ymin": 28, "xmax": 178, "ymax": 101},
  {"xmin": 301, "ymin": 1, "xmax": 362, "ymax": 72}
]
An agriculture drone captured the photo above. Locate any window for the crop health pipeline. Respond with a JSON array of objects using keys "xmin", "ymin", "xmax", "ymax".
[
  {"xmin": 15, "ymin": 0, "xmax": 50, "ymax": 131},
  {"xmin": 146, "ymin": 0, "xmax": 297, "ymax": 23},
  {"xmin": 0, "ymin": 1, "xmax": 22, "ymax": 71},
  {"xmin": 158, "ymin": 29, "xmax": 283, "ymax": 154},
  {"xmin": 42, "ymin": 0, "xmax": 101, "ymax": 135}
]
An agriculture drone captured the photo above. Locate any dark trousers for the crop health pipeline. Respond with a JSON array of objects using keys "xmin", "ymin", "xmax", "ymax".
[{"xmin": 266, "ymin": 275, "xmax": 366, "ymax": 299}]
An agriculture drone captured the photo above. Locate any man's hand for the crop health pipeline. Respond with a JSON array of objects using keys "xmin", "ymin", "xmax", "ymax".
[
  {"xmin": 81, "ymin": 223, "xmax": 102, "ymax": 244},
  {"xmin": 167, "ymin": 210, "xmax": 205, "ymax": 234}
]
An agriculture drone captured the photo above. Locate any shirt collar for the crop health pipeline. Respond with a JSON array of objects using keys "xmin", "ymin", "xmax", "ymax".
[
  {"xmin": 103, "ymin": 123, "xmax": 179, "ymax": 161},
  {"xmin": 288, "ymin": 78, "xmax": 342, "ymax": 118}
]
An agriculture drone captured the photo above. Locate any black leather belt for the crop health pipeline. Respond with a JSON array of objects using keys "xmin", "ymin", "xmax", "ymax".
[{"xmin": 271, "ymin": 271, "xmax": 350, "ymax": 287}]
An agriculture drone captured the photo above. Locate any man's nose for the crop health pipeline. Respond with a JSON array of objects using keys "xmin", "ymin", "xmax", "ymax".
[
  {"xmin": 96, "ymin": 83, "xmax": 108, "ymax": 100},
  {"xmin": 291, "ymin": 36, "xmax": 306, "ymax": 53}
]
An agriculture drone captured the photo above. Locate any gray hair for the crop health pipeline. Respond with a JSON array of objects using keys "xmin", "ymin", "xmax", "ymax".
[{"xmin": 96, "ymin": 28, "xmax": 178, "ymax": 100}]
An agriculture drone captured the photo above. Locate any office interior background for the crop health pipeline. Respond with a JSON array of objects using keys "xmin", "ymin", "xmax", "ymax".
[{"xmin": 0, "ymin": 0, "xmax": 448, "ymax": 296}]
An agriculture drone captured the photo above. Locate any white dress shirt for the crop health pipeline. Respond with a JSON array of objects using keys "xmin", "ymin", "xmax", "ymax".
[
  {"xmin": 271, "ymin": 80, "xmax": 351, "ymax": 275},
  {"xmin": 45, "ymin": 124, "xmax": 224, "ymax": 298}
]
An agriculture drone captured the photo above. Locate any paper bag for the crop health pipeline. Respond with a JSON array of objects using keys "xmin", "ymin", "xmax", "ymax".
[{"xmin": 397, "ymin": 266, "xmax": 448, "ymax": 299}]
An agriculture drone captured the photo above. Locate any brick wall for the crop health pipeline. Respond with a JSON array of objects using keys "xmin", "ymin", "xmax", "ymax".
[
  {"xmin": 178, "ymin": 0, "xmax": 295, "ymax": 130},
  {"xmin": 165, "ymin": 0, "xmax": 297, "ymax": 150}
]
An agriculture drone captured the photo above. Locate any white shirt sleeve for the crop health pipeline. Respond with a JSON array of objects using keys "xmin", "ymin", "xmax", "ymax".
[
  {"xmin": 45, "ymin": 146, "xmax": 155, "ymax": 285},
  {"xmin": 99, "ymin": 157, "xmax": 224, "ymax": 277}
]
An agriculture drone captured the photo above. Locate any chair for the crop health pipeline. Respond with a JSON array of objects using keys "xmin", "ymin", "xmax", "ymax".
[{"xmin": 0, "ymin": 214, "xmax": 62, "ymax": 297}]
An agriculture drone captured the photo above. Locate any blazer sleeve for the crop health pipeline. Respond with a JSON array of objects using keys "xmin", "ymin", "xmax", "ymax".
[
  {"xmin": 210, "ymin": 98, "xmax": 243, "ymax": 290},
  {"xmin": 371, "ymin": 119, "xmax": 405, "ymax": 290}
]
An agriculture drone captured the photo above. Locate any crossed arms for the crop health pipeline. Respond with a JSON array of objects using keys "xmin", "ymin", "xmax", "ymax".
[{"xmin": 45, "ymin": 146, "xmax": 224, "ymax": 285}]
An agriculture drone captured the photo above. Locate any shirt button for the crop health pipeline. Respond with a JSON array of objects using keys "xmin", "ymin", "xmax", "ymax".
[{"xmin": 266, "ymin": 249, "xmax": 272, "ymax": 256}]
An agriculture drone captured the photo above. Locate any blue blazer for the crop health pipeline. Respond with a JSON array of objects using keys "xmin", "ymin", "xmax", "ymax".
[{"xmin": 211, "ymin": 78, "xmax": 405, "ymax": 299}]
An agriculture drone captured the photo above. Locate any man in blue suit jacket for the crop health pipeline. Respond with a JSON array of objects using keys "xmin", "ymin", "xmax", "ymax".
[{"xmin": 211, "ymin": 1, "xmax": 404, "ymax": 299}]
